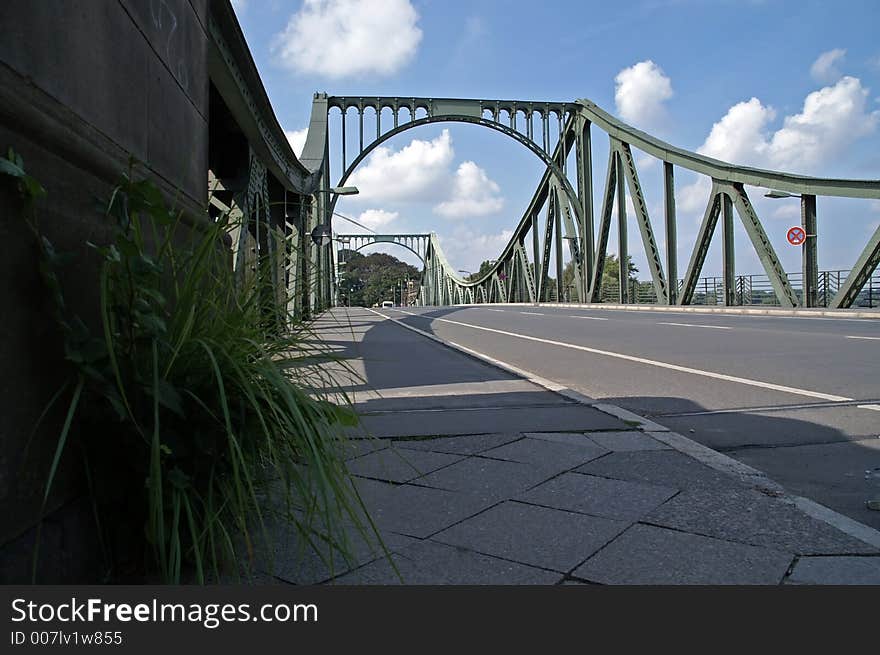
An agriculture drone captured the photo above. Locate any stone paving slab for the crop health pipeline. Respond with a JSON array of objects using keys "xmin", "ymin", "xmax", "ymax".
[
  {"xmin": 346, "ymin": 448, "xmax": 463, "ymax": 483},
  {"xmin": 575, "ymin": 449, "xmax": 738, "ymax": 492},
  {"xmin": 518, "ymin": 472, "xmax": 678, "ymax": 522},
  {"xmin": 481, "ymin": 437, "xmax": 608, "ymax": 473},
  {"xmin": 523, "ymin": 432, "xmax": 607, "ymax": 447},
  {"xmin": 395, "ymin": 433, "xmax": 522, "ymax": 455},
  {"xmin": 337, "ymin": 438, "xmax": 389, "ymax": 460},
  {"xmin": 586, "ymin": 431, "xmax": 673, "ymax": 452},
  {"xmin": 357, "ymin": 479, "xmax": 500, "ymax": 539},
  {"xmin": 331, "ymin": 539, "xmax": 562, "ymax": 585},
  {"xmin": 414, "ymin": 456, "xmax": 556, "ymax": 499},
  {"xmin": 573, "ymin": 524, "xmax": 794, "ymax": 585},
  {"xmin": 785, "ymin": 556, "xmax": 880, "ymax": 585},
  {"xmin": 351, "ymin": 404, "xmax": 626, "ymax": 438},
  {"xmin": 433, "ymin": 501, "xmax": 629, "ymax": 572},
  {"xmin": 645, "ymin": 487, "xmax": 878, "ymax": 555},
  {"xmin": 255, "ymin": 513, "xmax": 420, "ymax": 585}
]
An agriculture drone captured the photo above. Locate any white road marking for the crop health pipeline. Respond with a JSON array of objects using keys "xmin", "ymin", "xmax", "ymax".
[
  {"xmin": 857, "ymin": 404, "xmax": 880, "ymax": 412},
  {"xmin": 846, "ymin": 335, "xmax": 880, "ymax": 341},
  {"xmin": 393, "ymin": 309, "xmax": 851, "ymax": 403},
  {"xmin": 486, "ymin": 309, "xmax": 506, "ymax": 312},
  {"xmin": 568, "ymin": 315, "xmax": 609, "ymax": 321},
  {"xmin": 522, "ymin": 312, "xmax": 545, "ymax": 316},
  {"xmin": 657, "ymin": 322, "xmax": 732, "ymax": 330}
]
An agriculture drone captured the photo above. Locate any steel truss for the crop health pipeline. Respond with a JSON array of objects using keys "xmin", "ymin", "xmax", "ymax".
[{"xmin": 307, "ymin": 94, "xmax": 880, "ymax": 309}]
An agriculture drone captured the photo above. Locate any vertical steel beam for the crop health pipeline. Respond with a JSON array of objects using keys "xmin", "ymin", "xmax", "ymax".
[
  {"xmin": 664, "ymin": 162, "xmax": 677, "ymax": 305},
  {"xmin": 576, "ymin": 116, "xmax": 594, "ymax": 303},
  {"xmin": 554, "ymin": 187, "xmax": 564, "ymax": 303},
  {"xmin": 726, "ymin": 182, "xmax": 798, "ymax": 308},
  {"xmin": 830, "ymin": 222, "xmax": 880, "ymax": 308},
  {"xmin": 531, "ymin": 211, "xmax": 540, "ymax": 301},
  {"xmin": 616, "ymin": 151, "xmax": 628, "ymax": 304},
  {"xmin": 341, "ymin": 108, "xmax": 347, "ymax": 172},
  {"xmin": 679, "ymin": 188, "xmax": 721, "ymax": 305},
  {"xmin": 616, "ymin": 141, "xmax": 667, "ymax": 303},
  {"xmin": 802, "ymin": 194, "xmax": 818, "ymax": 308},
  {"xmin": 590, "ymin": 147, "xmax": 618, "ymax": 302},
  {"xmin": 722, "ymin": 193, "xmax": 735, "ymax": 306},
  {"xmin": 540, "ymin": 193, "xmax": 556, "ymax": 301}
]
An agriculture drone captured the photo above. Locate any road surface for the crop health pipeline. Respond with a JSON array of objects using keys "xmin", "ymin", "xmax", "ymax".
[{"xmin": 376, "ymin": 304, "xmax": 880, "ymax": 529}]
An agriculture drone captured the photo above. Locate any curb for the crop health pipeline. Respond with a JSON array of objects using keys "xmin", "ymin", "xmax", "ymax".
[
  {"xmin": 456, "ymin": 302, "xmax": 880, "ymax": 320},
  {"xmin": 366, "ymin": 307, "xmax": 880, "ymax": 550}
]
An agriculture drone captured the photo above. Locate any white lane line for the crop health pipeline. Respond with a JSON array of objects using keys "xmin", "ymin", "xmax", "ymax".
[
  {"xmin": 568, "ymin": 316, "xmax": 609, "ymax": 321},
  {"xmin": 846, "ymin": 335, "xmax": 880, "ymax": 341},
  {"xmin": 657, "ymin": 322, "xmax": 732, "ymax": 330},
  {"xmin": 858, "ymin": 404, "xmax": 880, "ymax": 412},
  {"xmin": 522, "ymin": 312, "xmax": 546, "ymax": 316},
  {"xmin": 486, "ymin": 309, "xmax": 506, "ymax": 313},
  {"xmin": 393, "ymin": 309, "xmax": 851, "ymax": 403},
  {"xmin": 515, "ymin": 306, "xmax": 878, "ymax": 323}
]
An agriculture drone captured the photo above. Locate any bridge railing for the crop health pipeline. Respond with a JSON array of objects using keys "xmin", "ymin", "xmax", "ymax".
[{"xmin": 611, "ymin": 269, "xmax": 880, "ymax": 308}]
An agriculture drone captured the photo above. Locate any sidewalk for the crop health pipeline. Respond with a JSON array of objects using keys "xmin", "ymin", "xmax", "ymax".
[{"xmin": 266, "ymin": 307, "xmax": 880, "ymax": 585}]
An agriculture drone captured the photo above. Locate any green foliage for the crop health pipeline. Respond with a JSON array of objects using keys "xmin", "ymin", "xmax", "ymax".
[
  {"xmin": 338, "ymin": 249, "xmax": 419, "ymax": 307},
  {"xmin": 467, "ymin": 260, "xmax": 496, "ymax": 282},
  {"xmin": 5, "ymin": 152, "xmax": 376, "ymax": 583}
]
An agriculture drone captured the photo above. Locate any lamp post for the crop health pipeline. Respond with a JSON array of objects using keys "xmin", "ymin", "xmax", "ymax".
[
  {"xmin": 310, "ymin": 186, "xmax": 359, "ymax": 310},
  {"xmin": 765, "ymin": 190, "xmax": 818, "ymax": 307}
]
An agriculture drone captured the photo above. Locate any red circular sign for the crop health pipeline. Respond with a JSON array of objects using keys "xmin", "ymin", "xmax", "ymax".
[{"xmin": 787, "ymin": 226, "xmax": 806, "ymax": 246}]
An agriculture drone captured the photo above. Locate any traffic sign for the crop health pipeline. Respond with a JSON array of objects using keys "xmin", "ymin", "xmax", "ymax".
[{"xmin": 786, "ymin": 226, "xmax": 806, "ymax": 246}]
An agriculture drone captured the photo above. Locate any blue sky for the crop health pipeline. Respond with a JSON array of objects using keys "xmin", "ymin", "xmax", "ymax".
[{"xmin": 232, "ymin": 0, "xmax": 880, "ymax": 278}]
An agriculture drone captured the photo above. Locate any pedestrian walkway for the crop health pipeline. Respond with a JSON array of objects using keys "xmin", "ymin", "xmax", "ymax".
[{"xmin": 263, "ymin": 308, "xmax": 880, "ymax": 585}]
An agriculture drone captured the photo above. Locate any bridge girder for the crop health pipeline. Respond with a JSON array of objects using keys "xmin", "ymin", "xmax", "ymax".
[{"xmin": 310, "ymin": 93, "xmax": 880, "ymax": 310}]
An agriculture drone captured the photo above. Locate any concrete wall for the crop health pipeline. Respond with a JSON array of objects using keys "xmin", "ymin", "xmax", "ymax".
[{"xmin": 0, "ymin": 0, "xmax": 210, "ymax": 582}]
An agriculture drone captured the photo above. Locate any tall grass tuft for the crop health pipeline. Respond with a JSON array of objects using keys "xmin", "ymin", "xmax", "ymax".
[{"xmin": 6, "ymin": 152, "xmax": 378, "ymax": 583}]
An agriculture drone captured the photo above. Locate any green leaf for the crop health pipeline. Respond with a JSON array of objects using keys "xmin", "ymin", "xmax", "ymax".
[
  {"xmin": 22, "ymin": 175, "xmax": 46, "ymax": 199},
  {"xmin": 0, "ymin": 157, "xmax": 25, "ymax": 179},
  {"xmin": 156, "ymin": 379, "xmax": 185, "ymax": 417}
]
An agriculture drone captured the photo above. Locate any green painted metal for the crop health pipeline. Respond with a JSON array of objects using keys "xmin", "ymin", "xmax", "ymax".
[
  {"xmin": 801, "ymin": 194, "xmax": 818, "ymax": 308},
  {"xmin": 301, "ymin": 94, "xmax": 880, "ymax": 311},
  {"xmin": 590, "ymin": 146, "xmax": 618, "ymax": 302},
  {"xmin": 679, "ymin": 188, "xmax": 722, "ymax": 305},
  {"xmin": 722, "ymin": 193, "xmax": 735, "ymax": 306},
  {"xmin": 663, "ymin": 162, "xmax": 677, "ymax": 305},
  {"xmin": 724, "ymin": 181, "xmax": 798, "ymax": 308},
  {"xmin": 616, "ymin": 150, "xmax": 628, "ymax": 304},
  {"xmin": 614, "ymin": 140, "xmax": 667, "ymax": 303},
  {"xmin": 830, "ymin": 223, "xmax": 880, "ymax": 308}
]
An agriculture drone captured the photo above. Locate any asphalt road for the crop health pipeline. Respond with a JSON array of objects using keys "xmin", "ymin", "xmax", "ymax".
[{"xmin": 379, "ymin": 304, "xmax": 880, "ymax": 529}]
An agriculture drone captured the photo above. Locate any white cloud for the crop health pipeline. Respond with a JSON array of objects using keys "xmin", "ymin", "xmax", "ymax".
[
  {"xmin": 348, "ymin": 130, "xmax": 454, "ymax": 202},
  {"xmin": 337, "ymin": 208, "xmax": 399, "ymax": 235},
  {"xmin": 766, "ymin": 76, "xmax": 878, "ymax": 170},
  {"xmin": 678, "ymin": 76, "xmax": 879, "ymax": 211},
  {"xmin": 272, "ymin": 0, "xmax": 422, "ymax": 78},
  {"xmin": 439, "ymin": 227, "xmax": 515, "ymax": 273},
  {"xmin": 696, "ymin": 97, "xmax": 777, "ymax": 165},
  {"xmin": 434, "ymin": 161, "xmax": 504, "ymax": 218},
  {"xmin": 285, "ymin": 128, "xmax": 308, "ymax": 158},
  {"xmin": 771, "ymin": 203, "xmax": 801, "ymax": 220},
  {"xmin": 614, "ymin": 60, "xmax": 673, "ymax": 128},
  {"xmin": 810, "ymin": 48, "xmax": 846, "ymax": 83}
]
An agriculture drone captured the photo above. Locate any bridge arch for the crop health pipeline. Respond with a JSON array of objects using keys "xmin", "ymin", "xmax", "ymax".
[
  {"xmin": 344, "ymin": 240, "xmax": 426, "ymax": 266},
  {"xmin": 326, "ymin": 114, "xmax": 584, "ymax": 232}
]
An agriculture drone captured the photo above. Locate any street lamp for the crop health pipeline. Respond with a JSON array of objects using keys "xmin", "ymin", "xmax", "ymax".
[{"xmin": 765, "ymin": 189, "xmax": 818, "ymax": 308}]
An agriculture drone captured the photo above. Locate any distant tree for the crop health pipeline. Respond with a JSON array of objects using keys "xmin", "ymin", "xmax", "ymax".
[
  {"xmin": 557, "ymin": 254, "xmax": 638, "ymax": 301},
  {"xmin": 337, "ymin": 250, "xmax": 420, "ymax": 307},
  {"xmin": 467, "ymin": 260, "xmax": 496, "ymax": 282}
]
